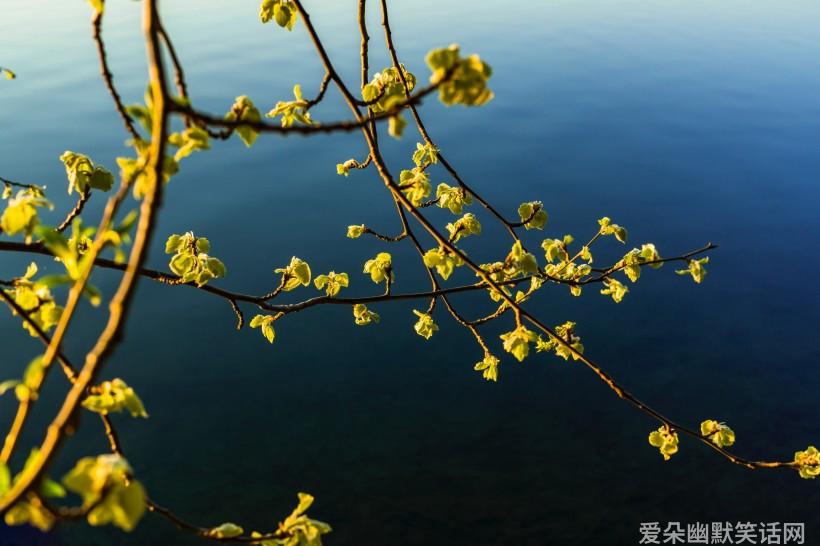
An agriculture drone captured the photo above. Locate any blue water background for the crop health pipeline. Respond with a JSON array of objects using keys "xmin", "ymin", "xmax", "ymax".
[{"xmin": 1, "ymin": 1, "xmax": 820, "ymax": 544}]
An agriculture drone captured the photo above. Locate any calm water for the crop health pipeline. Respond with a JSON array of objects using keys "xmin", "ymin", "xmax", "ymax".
[{"xmin": 2, "ymin": 1, "xmax": 820, "ymax": 545}]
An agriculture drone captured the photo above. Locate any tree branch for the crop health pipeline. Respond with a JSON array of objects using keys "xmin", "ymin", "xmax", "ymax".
[
  {"xmin": 171, "ymin": 74, "xmax": 447, "ymax": 136},
  {"xmin": 56, "ymin": 190, "xmax": 91, "ymax": 233},
  {"xmin": 0, "ymin": 0, "xmax": 171, "ymax": 516},
  {"xmin": 290, "ymin": 0, "xmax": 790, "ymax": 473},
  {"xmin": 92, "ymin": 6, "xmax": 140, "ymax": 140}
]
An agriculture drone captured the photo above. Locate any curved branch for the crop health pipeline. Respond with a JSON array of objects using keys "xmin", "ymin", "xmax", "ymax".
[
  {"xmin": 304, "ymin": 72, "xmax": 331, "ymax": 109},
  {"xmin": 0, "ymin": 238, "xmax": 715, "ymax": 331},
  {"xmin": 56, "ymin": 190, "xmax": 91, "ymax": 233},
  {"xmin": 92, "ymin": 8, "xmax": 140, "ymax": 140},
  {"xmin": 0, "ymin": 0, "xmax": 171, "ymax": 517},
  {"xmin": 157, "ymin": 22, "xmax": 188, "ymax": 100},
  {"xmin": 361, "ymin": 226, "xmax": 406, "ymax": 242},
  {"xmin": 2, "ymin": 272, "xmax": 269, "ymax": 543},
  {"xmin": 171, "ymin": 74, "xmax": 447, "ymax": 136},
  {"xmin": 377, "ymin": 0, "xmax": 521, "ymax": 242},
  {"xmin": 0, "ymin": 1, "xmax": 799, "ymax": 536},
  {"xmin": 0, "ymin": 175, "xmax": 43, "ymax": 192},
  {"xmin": 293, "ymin": 0, "xmax": 793, "ymax": 473}
]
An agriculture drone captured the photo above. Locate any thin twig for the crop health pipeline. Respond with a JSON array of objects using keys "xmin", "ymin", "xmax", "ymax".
[
  {"xmin": 56, "ymin": 190, "xmax": 91, "ymax": 233},
  {"xmin": 171, "ymin": 75, "xmax": 448, "ymax": 136},
  {"xmin": 0, "ymin": 0, "xmax": 171, "ymax": 516},
  {"xmin": 292, "ymin": 0, "xmax": 786, "ymax": 473},
  {"xmin": 305, "ymin": 73, "xmax": 331, "ymax": 109},
  {"xmin": 0, "ymin": 175, "xmax": 43, "ymax": 191},
  {"xmin": 92, "ymin": 7, "xmax": 140, "ymax": 140}
]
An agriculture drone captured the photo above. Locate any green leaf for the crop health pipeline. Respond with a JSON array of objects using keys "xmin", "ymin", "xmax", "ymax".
[
  {"xmin": 164, "ymin": 232, "xmax": 226, "ymax": 286},
  {"xmin": 250, "ymin": 315, "xmax": 276, "ymax": 343},
  {"xmin": 169, "ymin": 126, "xmax": 210, "ymax": 162},
  {"xmin": 517, "ymin": 201, "xmax": 548, "ymax": 230},
  {"xmin": 83, "ymin": 283, "xmax": 103, "ymax": 307},
  {"xmin": 598, "ymin": 217, "xmax": 628, "ymax": 243},
  {"xmin": 89, "ymin": 166, "xmax": 114, "ymax": 191},
  {"xmin": 412, "ymin": 310, "xmax": 438, "ymax": 340},
  {"xmin": 363, "ymin": 65, "xmax": 417, "ymax": 119},
  {"xmin": 0, "ymin": 379, "xmax": 21, "ymax": 396},
  {"xmin": 261, "ymin": 322, "xmax": 275, "ymax": 343},
  {"xmin": 399, "ymin": 167, "xmax": 430, "ymax": 206},
  {"xmin": 700, "ymin": 419, "xmax": 735, "ymax": 448},
  {"xmin": 600, "ymin": 277, "xmax": 628, "ymax": 303},
  {"xmin": 388, "ymin": 114, "xmax": 407, "ymax": 139},
  {"xmin": 165, "ymin": 234, "xmax": 182, "ymax": 253},
  {"xmin": 259, "ymin": 0, "xmax": 276, "ymax": 22},
  {"xmin": 40, "ymin": 478, "xmax": 67, "ymax": 499},
  {"xmin": 500, "ymin": 326, "xmax": 538, "ymax": 362},
  {"xmin": 23, "ymin": 356, "xmax": 45, "ymax": 389},
  {"xmin": 474, "ymin": 354, "xmax": 500, "ymax": 382},
  {"xmin": 0, "ymin": 463, "xmax": 10, "ymax": 494},
  {"xmin": 274, "ymin": 2, "xmax": 294, "ymax": 30},
  {"xmin": 363, "ymin": 252, "xmax": 393, "ymax": 284},
  {"xmin": 505, "ymin": 240, "xmax": 538, "ymax": 277},
  {"xmin": 1, "ymin": 188, "xmax": 52, "ymax": 239},
  {"xmin": 4, "ymin": 498, "xmax": 55, "ymax": 531},
  {"xmin": 260, "ymin": 0, "xmax": 298, "ymax": 29},
  {"xmin": 87, "ymin": 0, "xmax": 103, "ymax": 14},
  {"xmin": 794, "ymin": 446, "xmax": 820, "ymax": 479},
  {"xmin": 446, "ymin": 213, "xmax": 481, "ymax": 243},
  {"xmin": 436, "ymin": 183, "xmax": 472, "ymax": 214},
  {"xmin": 125, "ymin": 105, "xmax": 152, "ymax": 133},
  {"xmin": 278, "ymin": 492, "xmax": 332, "ymax": 542},
  {"xmin": 412, "ymin": 142, "xmax": 438, "ymax": 167},
  {"xmin": 82, "ymin": 378, "xmax": 148, "ymax": 418},
  {"xmin": 266, "ymin": 84, "xmax": 313, "ymax": 127},
  {"xmin": 648, "ymin": 425, "xmax": 679, "ymax": 461},
  {"xmin": 314, "ymin": 271, "xmax": 349, "ymax": 297},
  {"xmin": 423, "ymin": 247, "xmax": 462, "ymax": 280},
  {"xmin": 60, "ymin": 151, "xmax": 113, "ymax": 195},
  {"xmin": 353, "ymin": 304, "xmax": 379, "ymax": 325},
  {"xmin": 676, "ymin": 257, "xmax": 709, "ymax": 284},
  {"xmin": 425, "ymin": 44, "xmax": 493, "ymax": 107},
  {"xmin": 38, "ymin": 224, "xmax": 92, "ymax": 280},
  {"xmin": 63, "ymin": 455, "xmax": 147, "ymax": 531},
  {"xmin": 1, "ymin": 450, "xmax": 64, "ymax": 530},
  {"xmin": 208, "ymin": 523, "xmax": 245, "ymax": 538},
  {"xmin": 196, "ymin": 237, "xmax": 210, "ymax": 253},
  {"xmin": 275, "ymin": 256, "xmax": 312, "ymax": 291},
  {"xmin": 225, "ymin": 96, "xmax": 261, "ymax": 148},
  {"xmin": 347, "ymin": 225, "xmax": 365, "ymax": 238}
]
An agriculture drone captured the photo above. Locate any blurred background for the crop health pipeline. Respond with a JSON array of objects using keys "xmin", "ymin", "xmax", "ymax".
[{"xmin": 1, "ymin": 1, "xmax": 819, "ymax": 544}]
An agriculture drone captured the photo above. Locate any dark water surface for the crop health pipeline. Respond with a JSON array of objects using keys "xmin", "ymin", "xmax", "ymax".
[{"xmin": 2, "ymin": 1, "xmax": 820, "ymax": 545}]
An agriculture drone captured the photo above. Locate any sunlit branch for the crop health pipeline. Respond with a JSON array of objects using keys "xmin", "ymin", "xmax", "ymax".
[
  {"xmin": 358, "ymin": 0, "xmax": 370, "ymax": 88},
  {"xmin": 373, "ymin": 0, "xmax": 775, "ymax": 469},
  {"xmin": 0, "ymin": 0, "xmax": 804, "ymax": 539},
  {"xmin": 290, "ymin": 0, "xmax": 791, "ymax": 473},
  {"xmin": 92, "ymin": 5, "xmax": 140, "ymax": 141},
  {"xmin": 2, "ymin": 272, "xmax": 267, "ymax": 542},
  {"xmin": 0, "ymin": 238, "xmax": 714, "ymax": 325},
  {"xmin": 304, "ymin": 72, "xmax": 331, "ymax": 109},
  {"xmin": 377, "ymin": 0, "xmax": 521, "ymax": 242},
  {"xmin": 56, "ymin": 190, "xmax": 91, "ymax": 233},
  {"xmin": 0, "ymin": 0, "xmax": 171, "ymax": 516},
  {"xmin": 0, "ymin": 175, "xmax": 42, "ymax": 192},
  {"xmin": 171, "ymin": 72, "xmax": 449, "ymax": 136},
  {"xmin": 157, "ymin": 22, "xmax": 188, "ymax": 101},
  {"xmin": 360, "ymin": 226, "xmax": 407, "ymax": 242}
]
